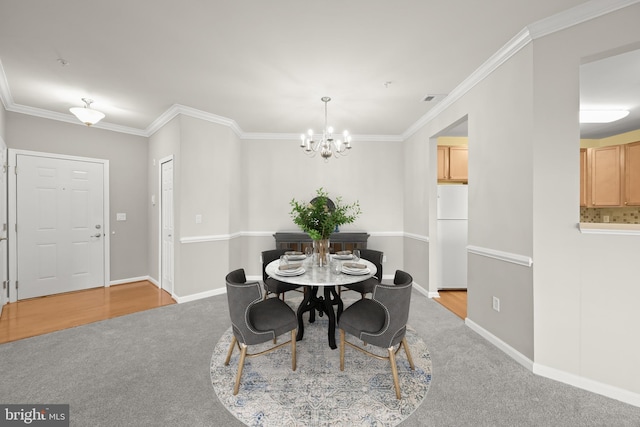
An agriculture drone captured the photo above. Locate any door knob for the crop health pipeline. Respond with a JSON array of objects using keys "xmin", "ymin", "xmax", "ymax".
[{"xmin": 94, "ymin": 233, "xmax": 102, "ymax": 238}]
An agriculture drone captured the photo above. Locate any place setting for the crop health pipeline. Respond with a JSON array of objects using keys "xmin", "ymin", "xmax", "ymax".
[{"xmin": 333, "ymin": 250, "xmax": 354, "ymax": 260}]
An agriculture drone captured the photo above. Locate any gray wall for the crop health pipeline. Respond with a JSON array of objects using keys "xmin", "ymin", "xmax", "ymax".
[
  {"xmin": 530, "ymin": 6, "xmax": 640, "ymax": 394},
  {"xmin": 5, "ymin": 113, "xmax": 149, "ymax": 282},
  {"xmin": 241, "ymin": 137, "xmax": 405, "ymax": 278},
  {"xmin": 147, "ymin": 125, "xmax": 405, "ymax": 297}
]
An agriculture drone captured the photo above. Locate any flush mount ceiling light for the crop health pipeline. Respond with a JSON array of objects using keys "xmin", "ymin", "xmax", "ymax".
[
  {"xmin": 300, "ymin": 97, "xmax": 352, "ymax": 162},
  {"xmin": 579, "ymin": 110, "xmax": 629, "ymax": 123},
  {"xmin": 69, "ymin": 98, "xmax": 105, "ymax": 126}
]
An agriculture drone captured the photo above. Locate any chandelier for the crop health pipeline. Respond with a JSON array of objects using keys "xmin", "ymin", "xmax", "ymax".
[
  {"xmin": 70, "ymin": 98, "xmax": 105, "ymax": 126},
  {"xmin": 300, "ymin": 97, "xmax": 352, "ymax": 161}
]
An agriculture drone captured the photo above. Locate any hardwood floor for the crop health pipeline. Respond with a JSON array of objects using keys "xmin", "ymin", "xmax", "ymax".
[
  {"xmin": 435, "ymin": 290, "xmax": 467, "ymax": 319},
  {"xmin": 0, "ymin": 280, "xmax": 175, "ymax": 344}
]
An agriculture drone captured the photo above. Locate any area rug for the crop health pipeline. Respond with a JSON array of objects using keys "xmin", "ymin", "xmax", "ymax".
[{"xmin": 210, "ymin": 301, "xmax": 432, "ymax": 427}]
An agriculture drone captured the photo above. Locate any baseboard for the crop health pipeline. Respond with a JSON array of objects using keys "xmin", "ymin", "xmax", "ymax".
[
  {"xmin": 533, "ymin": 363, "xmax": 640, "ymax": 408},
  {"xmin": 174, "ymin": 287, "xmax": 226, "ymax": 304},
  {"xmin": 465, "ymin": 318, "xmax": 534, "ymax": 371},
  {"xmin": 411, "ymin": 281, "xmax": 433, "ymax": 299},
  {"xmin": 466, "ymin": 318, "xmax": 640, "ymax": 408},
  {"xmin": 109, "ymin": 275, "xmax": 155, "ymax": 287}
]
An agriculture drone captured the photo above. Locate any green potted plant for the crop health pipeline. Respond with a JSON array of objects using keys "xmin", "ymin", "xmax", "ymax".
[{"xmin": 289, "ymin": 188, "xmax": 361, "ymax": 266}]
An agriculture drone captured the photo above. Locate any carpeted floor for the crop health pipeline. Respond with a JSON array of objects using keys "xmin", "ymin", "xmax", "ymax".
[
  {"xmin": 1, "ymin": 290, "xmax": 639, "ymax": 426},
  {"xmin": 212, "ymin": 313, "xmax": 431, "ymax": 426}
]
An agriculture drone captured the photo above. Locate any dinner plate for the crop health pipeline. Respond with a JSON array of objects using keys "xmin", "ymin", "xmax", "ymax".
[
  {"xmin": 333, "ymin": 254, "xmax": 353, "ymax": 260},
  {"xmin": 342, "ymin": 267, "xmax": 370, "ymax": 275},
  {"xmin": 275, "ymin": 268, "xmax": 305, "ymax": 276}
]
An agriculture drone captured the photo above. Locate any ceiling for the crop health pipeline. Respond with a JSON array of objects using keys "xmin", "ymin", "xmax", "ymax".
[{"xmin": 0, "ymin": 1, "xmax": 637, "ymax": 139}]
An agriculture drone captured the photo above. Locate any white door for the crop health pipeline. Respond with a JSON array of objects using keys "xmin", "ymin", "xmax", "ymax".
[
  {"xmin": 160, "ymin": 158, "xmax": 174, "ymax": 295},
  {"xmin": 16, "ymin": 154, "xmax": 105, "ymax": 299},
  {"xmin": 0, "ymin": 143, "xmax": 7, "ymax": 315}
]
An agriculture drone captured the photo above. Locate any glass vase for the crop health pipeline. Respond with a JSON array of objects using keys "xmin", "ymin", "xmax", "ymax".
[{"xmin": 313, "ymin": 238, "xmax": 330, "ymax": 267}]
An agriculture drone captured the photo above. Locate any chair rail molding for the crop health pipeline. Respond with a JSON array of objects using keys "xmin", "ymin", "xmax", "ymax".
[{"xmin": 467, "ymin": 245, "xmax": 533, "ymax": 267}]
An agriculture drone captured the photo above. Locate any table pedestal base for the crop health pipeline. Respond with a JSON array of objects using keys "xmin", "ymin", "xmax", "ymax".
[{"xmin": 296, "ymin": 286, "xmax": 343, "ymax": 349}]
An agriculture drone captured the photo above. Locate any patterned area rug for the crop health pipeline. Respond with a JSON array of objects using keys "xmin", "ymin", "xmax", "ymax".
[{"xmin": 210, "ymin": 300, "xmax": 432, "ymax": 426}]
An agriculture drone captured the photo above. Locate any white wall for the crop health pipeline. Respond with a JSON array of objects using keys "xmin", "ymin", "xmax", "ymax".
[{"xmin": 6, "ymin": 112, "xmax": 149, "ymax": 282}]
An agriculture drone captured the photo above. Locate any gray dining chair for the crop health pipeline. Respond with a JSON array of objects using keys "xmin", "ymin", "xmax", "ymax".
[
  {"xmin": 262, "ymin": 249, "xmax": 304, "ymax": 301},
  {"xmin": 224, "ymin": 268, "xmax": 298, "ymax": 395},
  {"xmin": 338, "ymin": 269, "xmax": 415, "ymax": 399},
  {"xmin": 339, "ymin": 248, "xmax": 383, "ymax": 299}
]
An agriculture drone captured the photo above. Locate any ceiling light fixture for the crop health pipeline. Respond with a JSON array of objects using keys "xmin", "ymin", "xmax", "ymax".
[
  {"xmin": 70, "ymin": 98, "xmax": 105, "ymax": 126},
  {"xmin": 300, "ymin": 97, "xmax": 351, "ymax": 162},
  {"xmin": 579, "ymin": 110, "xmax": 629, "ymax": 123}
]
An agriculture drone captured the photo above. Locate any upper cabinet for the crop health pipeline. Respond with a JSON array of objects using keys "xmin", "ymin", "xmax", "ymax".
[
  {"xmin": 590, "ymin": 145, "xmax": 624, "ymax": 207},
  {"xmin": 438, "ymin": 146, "xmax": 468, "ymax": 182},
  {"xmin": 581, "ymin": 141, "xmax": 639, "ymax": 207},
  {"xmin": 625, "ymin": 141, "xmax": 640, "ymax": 206}
]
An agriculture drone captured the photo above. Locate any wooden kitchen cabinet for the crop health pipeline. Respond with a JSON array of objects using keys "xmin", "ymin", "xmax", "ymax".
[
  {"xmin": 625, "ymin": 141, "xmax": 640, "ymax": 206},
  {"xmin": 589, "ymin": 145, "xmax": 624, "ymax": 207},
  {"xmin": 580, "ymin": 148, "xmax": 587, "ymax": 207},
  {"xmin": 438, "ymin": 146, "xmax": 468, "ymax": 182}
]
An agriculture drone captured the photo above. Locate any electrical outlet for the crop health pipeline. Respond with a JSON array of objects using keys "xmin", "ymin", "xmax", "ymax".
[{"xmin": 492, "ymin": 296, "xmax": 500, "ymax": 312}]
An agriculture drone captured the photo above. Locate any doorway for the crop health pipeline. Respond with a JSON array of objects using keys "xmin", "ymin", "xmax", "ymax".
[
  {"xmin": 8, "ymin": 150, "xmax": 110, "ymax": 302},
  {"xmin": 159, "ymin": 156, "xmax": 174, "ymax": 296},
  {"xmin": 430, "ymin": 117, "xmax": 469, "ymax": 317}
]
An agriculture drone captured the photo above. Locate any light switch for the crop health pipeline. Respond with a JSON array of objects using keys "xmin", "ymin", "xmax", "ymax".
[
  {"xmin": 116, "ymin": 213, "xmax": 126, "ymax": 221},
  {"xmin": 195, "ymin": 214, "xmax": 202, "ymax": 224}
]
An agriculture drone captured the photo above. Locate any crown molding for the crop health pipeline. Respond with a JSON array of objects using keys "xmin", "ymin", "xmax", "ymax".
[
  {"xmin": 145, "ymin": 103, "xmax": 243, "ymax": 138},
  {"xmin": 2, "ymin": 0, "xmax": 638, "ymax": 141},
  {"xmin": 6, "ymin": 103, "xmax": 148, "ymax": 136},
  {"xmin": 402, "ymin": 27, "xmax": 532, "ymax": 140}
]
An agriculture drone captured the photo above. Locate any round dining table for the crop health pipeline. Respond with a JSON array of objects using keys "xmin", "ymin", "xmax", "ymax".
[{"xmin": 265, "ymin": 256, "xmax": 377, "ymax": 349}]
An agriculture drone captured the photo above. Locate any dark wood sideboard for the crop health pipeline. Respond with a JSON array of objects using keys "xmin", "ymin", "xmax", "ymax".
[{"xmin": 273, "ymin": 232, "xmax": 369, "ymax": 253}]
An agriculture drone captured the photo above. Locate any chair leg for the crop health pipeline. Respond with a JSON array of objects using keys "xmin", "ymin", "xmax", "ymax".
[
  {"xmin": 291, "ymin": 330, "xmax": 297, "ymax": 371},
  {"xmin": 233, "ymin": 344, "xmax": 248, "ymax": 395},
  {"xmin": 224, "ymin": 336, "xmax": 237, "ymax": 365},
  {"xmin": 339, "ymin": 329, "xmax": 345, "ymax": 371},
  {"xmin": 388, "ymin": 347, "xmax": 401, "ymax": 400},
  {"xmin": 402, "ymin": 337, "xmax": 415, "ymax": 370}
]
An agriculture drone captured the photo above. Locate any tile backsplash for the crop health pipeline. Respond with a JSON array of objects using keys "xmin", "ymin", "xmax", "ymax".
[{"xmin": 580, "ymin": 207, "xmax": 640, "ymax": 224}]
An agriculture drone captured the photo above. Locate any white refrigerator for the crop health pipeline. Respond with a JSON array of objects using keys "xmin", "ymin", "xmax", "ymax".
[{"xmin": 436, "ymin": 185, "xmax": 468, "ymax": 289}]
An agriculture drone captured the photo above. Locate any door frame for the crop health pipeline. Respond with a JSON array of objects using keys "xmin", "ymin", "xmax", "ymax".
[
  {"xmin": 0, "ymin": 139, "xmax": 7, "ymax": 315},
  {"xmin": 158, "ymin": 155, "xmax": 174, "ymax": 297},
  {"xmin": 8, "ymin": 149, "xmax": 110, "ymax": 303}
]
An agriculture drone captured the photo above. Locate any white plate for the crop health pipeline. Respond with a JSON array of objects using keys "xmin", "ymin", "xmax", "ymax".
[
  {"xmin": 275, "ymin": 268, "xmax": 305, "ymax": 276},
  {"xmin": 342, "ymin": 267, "xmax": 370, "ymax": 275},
  {"xmin": 333, "ymin": 254, "xmax": 353, "ymax": 260},
  {"xmin": 286, "ymin": 255, "xmax": 306, "ymax": 261}
]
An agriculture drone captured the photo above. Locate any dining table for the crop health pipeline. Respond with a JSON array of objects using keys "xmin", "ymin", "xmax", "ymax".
[{"xmin": 265, "ymin": 255, "xmax": 377, "ymax": 350}]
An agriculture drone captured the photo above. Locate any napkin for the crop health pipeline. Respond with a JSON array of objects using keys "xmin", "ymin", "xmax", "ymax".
[
  {"xmin": 279, "ymin": 263, "xmax": 303, "ymax": 270},
  {"xmin": 285, "ymin": 251, "xmax": 303, "ymax": 255},
  {"xmin": 343, "ymin": 262, "xmax": 366, "ymax": 269},
  {"xmin": 336, "ymin": 250, "xmax": 352, "ymax": 255}
]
